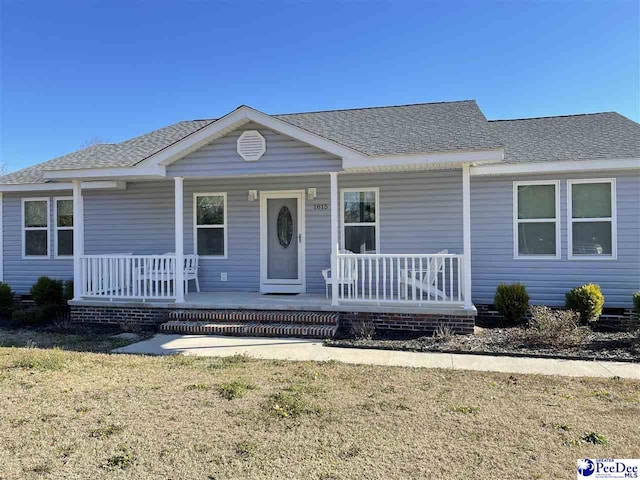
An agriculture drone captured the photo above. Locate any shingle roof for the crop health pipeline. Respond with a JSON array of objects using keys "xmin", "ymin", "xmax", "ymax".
[
  {"xmin": 490, "ymin": 112, "xmax": 640, "ymax": 164},
  {"xmin": 274, "ymin": 100, "xmax": 503, "ymax": 156},
  {"xmin": 0, "ymin": 120, "xmax": 214, "ymax": 185},
  {"xmin": 1, "ymin": 102, "xmax": 638, "ymax": 185}
]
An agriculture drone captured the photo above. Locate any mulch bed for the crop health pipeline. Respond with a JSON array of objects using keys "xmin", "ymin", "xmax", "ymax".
[{"xmin": 326, "ymin": 327, "xmax": 640, "ymax": 362}]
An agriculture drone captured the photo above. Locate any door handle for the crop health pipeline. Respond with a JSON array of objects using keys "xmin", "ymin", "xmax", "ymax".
[{"xmin": 298, "ymin": 233, "xmax": 302, "ymax": 243}]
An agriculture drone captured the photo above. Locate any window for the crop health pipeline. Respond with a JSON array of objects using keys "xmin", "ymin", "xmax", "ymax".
[
  {"xmin": 341, "ymin": 188, "xmax": 379, "ymax": 253},
  {"xmin": 23, "ymin": 198, "xmax": 50, "ymax": 258},
  {"xmin": 513, "ymin": 181, "xmax": 560, "ymax": 258},
  {"xmin": 54, "ymin": 197, "xmax": 74, "ymax": 257},
  {"xmin": 568, "ymin": 179, "xmax": 616, "ymax": 259},
  {"xmin": 194, "ymin": 193, "xmax": 226, "ymax": 257}
]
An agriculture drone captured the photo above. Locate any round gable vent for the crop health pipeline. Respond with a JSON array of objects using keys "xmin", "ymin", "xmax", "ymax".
[{"xmin": 237, "ymin": 130, "xmax": 266, "ymax": 161}]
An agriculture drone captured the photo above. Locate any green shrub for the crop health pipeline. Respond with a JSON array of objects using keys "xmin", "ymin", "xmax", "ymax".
[
  {"xmin": 30, "ymin": 277, "xmax": 64, "ymax": 307},
  {"xmin": 522, "ymin": 306, "xmax": 588, "ymax": 348},
  {"xmin": 10, "ymin": 307, "xmax": 45, "ymax": 326},
  {"xmin": 565, "ymin": 284, "xmax": 605, "ymax": 325},
  {"xmin": 0, "ymin": 282, "xmax": 15, "ymax": 318},
  {"xmin": 494, "ymin": 283, "xmax": 530, "ymax": 325},
  {"xmin": 633, "ymin": 291, "xmax": 640, "ymax": 317},
  {"xmin": 63, "ymin": 280, "xmax": 74, "ymax": 302}
]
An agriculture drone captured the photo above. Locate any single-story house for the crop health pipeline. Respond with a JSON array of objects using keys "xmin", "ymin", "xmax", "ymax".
[{"xmin": 1, "ymin": 100, "xmax": 638, "ymax": 336}]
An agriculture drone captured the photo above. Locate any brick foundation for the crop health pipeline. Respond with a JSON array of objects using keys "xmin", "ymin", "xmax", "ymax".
[
  {"xmin": 70, "ymin": 305, "xmax": 169, "ymax": 326},
  {"xmin": 338, "ymin": 311, "xmax": 475, "ymax": 335},
  {"xmin": 70, "ymin": 304, "xmax": 475, "ymax": 334}
]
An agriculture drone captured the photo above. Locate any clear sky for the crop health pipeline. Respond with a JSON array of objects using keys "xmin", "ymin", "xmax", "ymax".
[{"xmin": 1, "ymin": 0, "xmax": 638, "ymax": 172}]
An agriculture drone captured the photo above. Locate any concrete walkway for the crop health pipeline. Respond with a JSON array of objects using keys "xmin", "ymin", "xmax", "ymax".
[{"xmin": 115, "ymin": 334, "xmax": 640, "ymax": 379}]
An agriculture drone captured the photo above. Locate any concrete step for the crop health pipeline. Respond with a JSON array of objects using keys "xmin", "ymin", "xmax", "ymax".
[
  {"xmin": 168, "ymin": 309, "xmax": 338, "ymax": 325},
  {"xmin": 160, "ymin": 320, "xmax": 337, "ymax": 339}
]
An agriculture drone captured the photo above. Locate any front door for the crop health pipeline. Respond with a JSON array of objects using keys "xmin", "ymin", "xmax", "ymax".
[{"xmin": 260, "ymin": 191, "xmax": 305, "ymax": 293}]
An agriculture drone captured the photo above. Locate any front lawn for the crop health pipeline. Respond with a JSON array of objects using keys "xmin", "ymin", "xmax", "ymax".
[{"xmin": 0, "ymin": 329, "xmax": 639, "ymax": 479}]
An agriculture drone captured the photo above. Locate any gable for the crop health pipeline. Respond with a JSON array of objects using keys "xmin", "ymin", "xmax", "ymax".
[{"xmin": 166, "ymin": 122, "xmax": 343, "ymax": 177}]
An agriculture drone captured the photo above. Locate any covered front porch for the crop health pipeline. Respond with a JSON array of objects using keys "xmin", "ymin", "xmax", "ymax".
[{"xmin": 69, "ymin": 166, "xmax": 475, "ymax": 314}]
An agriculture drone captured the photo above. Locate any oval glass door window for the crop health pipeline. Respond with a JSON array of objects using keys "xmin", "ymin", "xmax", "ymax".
[{"xmin": 277, "ymin": 206, "xmax": 293, "ymax": 247}]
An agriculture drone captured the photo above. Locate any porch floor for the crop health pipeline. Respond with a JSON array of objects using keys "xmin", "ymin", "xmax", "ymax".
[{"xmin": 71, "ymin": 291, "xmax": 476, "ymax": 316}]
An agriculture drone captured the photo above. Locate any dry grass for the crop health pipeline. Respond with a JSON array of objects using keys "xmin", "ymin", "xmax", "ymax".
[{"xmin": 0, "ymin": 331, "xmax": 639, "ymax": 479}]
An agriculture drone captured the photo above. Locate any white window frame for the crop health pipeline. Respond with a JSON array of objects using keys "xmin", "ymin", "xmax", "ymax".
[
  {"xmin": 340, "ymin": 187, "xmax": 380, "ymax": 254},
  {"xmin": 193, "ymin": 192, "xmax": 227, "ymax": 259},
  {"xmin": 567, "ymin": 178, "xmax": 617, "ymax": 260},
  {"xmin": 22, "ymin": 197, "xmax": 50, "ymax": 259},
  {"xmin": 53, "ymin": 196, "xmax": 74, "ymax": 259},
  {"xmin": 513, "ymin": 180, "xmax": 561, "ymax": 260}
]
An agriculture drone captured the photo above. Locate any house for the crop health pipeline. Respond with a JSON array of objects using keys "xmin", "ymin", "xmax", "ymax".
[{"xmin": 1, "ymin": 100, "xmax": 638, "ymax": 336}]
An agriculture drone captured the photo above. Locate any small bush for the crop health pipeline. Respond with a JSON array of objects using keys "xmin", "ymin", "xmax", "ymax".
[
  {"xmin": 350, "ymin": 320, "xmax": 376, "ymax": 340},
  {"xmin": 523, "ymin": 306, "xmax": 588, "ymax": 348},
  {"xmin": 432, "ymin": 324, "xmax": 455, "ymax": 342},
  {"xmin": 633, "ymin": 291, "xmax": 640, "ymax": 317},
  {"xmin": 10, "ymin": 307, "xmax": 44, "ymax": 326},
  {"xmin": 0, "ymin": 282, "xmax": 15, "ymax": 318},
  {"xmin": 30, "ymin": 277, "xmax": 64, "ymax": 307},
  {"xmin": 565, "ymin": 284, "xmax": 605, "ymax": 325},
  {"xmin": 494, "ymin": 283, "xmax": 529, "ymax": 325}
]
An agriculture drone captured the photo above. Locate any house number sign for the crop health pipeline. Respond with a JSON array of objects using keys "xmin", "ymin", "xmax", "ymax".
[{"xmin": 313, "ymin": 204, "xmax": 329, "ymax": 211}]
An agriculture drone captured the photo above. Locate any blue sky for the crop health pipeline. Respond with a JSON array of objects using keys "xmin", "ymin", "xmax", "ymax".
[{"xmin": 1, "ymin": 0, "xmax": 638, "ymax": 172}]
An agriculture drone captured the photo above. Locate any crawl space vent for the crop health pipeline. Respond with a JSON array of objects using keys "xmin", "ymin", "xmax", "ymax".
[{"xmin": 237, "ymin": 130, "xmax": 266, "ymax": 161}]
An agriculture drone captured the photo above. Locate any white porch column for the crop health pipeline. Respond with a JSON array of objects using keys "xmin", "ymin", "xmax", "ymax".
[
  {"xmin": 462, "ymin": 163, "xmax": 473, "ymax": 309},
  {"xmin": 72, "ymin": 181, "xmax": 84, "ymax": 300},
  {"xmin": 330, "ymin": 172, "xmax": 339, "ymax": 306},
  {"xmin": 174, "ymin": 177, "xmax": 185, "ymax": 303}
]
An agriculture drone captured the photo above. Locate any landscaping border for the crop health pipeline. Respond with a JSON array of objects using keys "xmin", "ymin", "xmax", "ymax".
[{"xmin": 324, "ymin": 339, "xmax": 640, "ymax": 364}]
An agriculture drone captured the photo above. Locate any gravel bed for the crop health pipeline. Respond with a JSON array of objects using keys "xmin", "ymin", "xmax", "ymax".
[{"xmin": 326, "ymin": 327, "xmax": 640, "ymax": 362}]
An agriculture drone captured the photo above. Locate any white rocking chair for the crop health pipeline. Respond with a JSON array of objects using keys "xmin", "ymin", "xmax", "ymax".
[
  {"xmin": 399, "ymin": 250, "xmax": 449, "ymax": 301},
  {"xmin": 321, "ymin": 250, "xmax": 358, "ymax": 298},
  {"xmin": 146, "ymin": 253, "xmax": 200, "ymax": 293}
]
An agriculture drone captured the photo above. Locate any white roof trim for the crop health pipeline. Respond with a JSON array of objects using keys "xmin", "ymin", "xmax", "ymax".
[
  {"xmin": 471, "ymin": 158, "xmax": 640, "ymax": 176},
  {"xmin": 343, "ymin": 149, "xmax": 504, "ymax": 171},
  {"xmin": 137, "ymin": 105, "xmax": 367, "ymax": 168},
  {"xmin": 43, "ymin": 166, "xmax": 166, "ymax": 181},
  {"xmin": 0, "ymin": 181, "xmax": 127, "ymax": 192}
]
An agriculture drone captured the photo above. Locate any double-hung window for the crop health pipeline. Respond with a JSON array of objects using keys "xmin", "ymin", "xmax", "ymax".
[
  {"xmin": 568, "ymin": 179, "xmax": 616, "ymax": 259},
  {"xmin": 513, "ymin": 181, "xmax": 560, "ymax": 258},
  {"xmin": 194, "ymin": 193, "xmax": 227, "ymax": 257},
  {"xmin": 23, "ymin": 198, "xmax": 50, "ymax": 258},
  {"xmin": 54, "ymin": 197, "xmax": 74, "ymax": 258},
  {"xmin": 341, "ymin": 188, "xmax": 379, "ymax": 254}
]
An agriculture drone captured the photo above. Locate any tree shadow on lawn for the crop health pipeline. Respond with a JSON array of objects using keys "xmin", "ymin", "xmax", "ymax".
[{"xmin": 0, "ymin": 322, "xmax": 153, "ymax": 354}]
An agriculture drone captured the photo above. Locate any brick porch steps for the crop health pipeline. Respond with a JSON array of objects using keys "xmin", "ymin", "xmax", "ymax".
[
  {"xmin": 168, "ymin": 309, "xmax": 338, "ymax": 325},
  {"xmin": 160, "ymin": 320, "xmax": 337, "ymax": 338},
  {"xmin": 162, "ymin": 310, "xmax": 339, "ymax": 338}
]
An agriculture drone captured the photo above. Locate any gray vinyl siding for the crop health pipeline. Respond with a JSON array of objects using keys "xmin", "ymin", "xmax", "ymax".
[
  {"xmin": 471, "ymin": 170, "xmax": 640, "ymax": 307},
  {"xmin": 182, "ymin": 176, "xmax": 331, "ymax": 293},
  {"xmin": 167, "ymin": 122, "xmax": 342, "ymax": 177},
  {"xmin": 2, "ymin": 192, "xmax": 73, "ymax": 293},
  {"xmin": 339, "ymin": 170, "xmax": 463, "ymax": 255},
  {"xmin": 84, "ymin": 182, "xmax": 175, "ymax": 255}
]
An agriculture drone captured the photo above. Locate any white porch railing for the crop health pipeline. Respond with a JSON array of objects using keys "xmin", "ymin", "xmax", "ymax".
[
  {"xmin": 335, "ymin": 252, "xmax": 466, "ymax": 306},
  {"xmin": 80, "ymin": 255, "xmax": 178, "ymax": 300}
]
